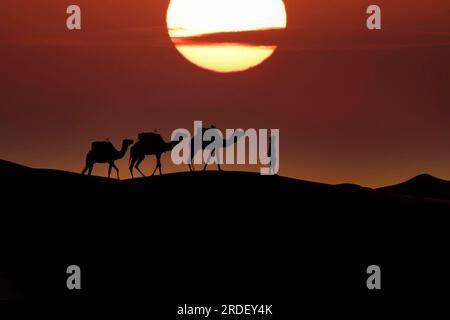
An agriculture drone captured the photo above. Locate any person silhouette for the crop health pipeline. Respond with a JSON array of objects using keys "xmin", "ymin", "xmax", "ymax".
[
  {"xmin": 267, "ymin": 135, "xmax": 277, "ymax": 175},
  {"xmin": 268, "ymin": 136, "xmax": 272, "ymax": 174}
]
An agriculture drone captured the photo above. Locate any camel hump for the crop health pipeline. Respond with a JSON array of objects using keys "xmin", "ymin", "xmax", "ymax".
[
  {"xmin": 138, "ymin": 132, "xmax": 164, "ymax": 144},
  {"xmin": 91, "ymin": 141, "xmax": 115, "ymax": 153}
]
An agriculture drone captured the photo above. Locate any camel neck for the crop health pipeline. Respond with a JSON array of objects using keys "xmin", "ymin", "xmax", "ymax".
[{"xmin": 118, "ymin": 143, "xmax": 129, "ymax": 158}]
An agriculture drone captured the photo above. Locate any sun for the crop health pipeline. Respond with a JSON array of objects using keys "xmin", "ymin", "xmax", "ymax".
[{"xmin": 167, "ymin": 0, "xmax": 287, "ymax": 73}]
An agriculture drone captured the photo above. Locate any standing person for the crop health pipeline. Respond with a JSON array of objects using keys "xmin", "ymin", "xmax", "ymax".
[{"xmin": 268, "ymin": 135, "xmax": 273, "ymax": 175}]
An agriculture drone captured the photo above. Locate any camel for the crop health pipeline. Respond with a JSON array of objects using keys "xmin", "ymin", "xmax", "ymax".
[
  {"xmin": 129, "ymin": 133, "xmax": 181, "ymax": 178},
  {"xmin": 81, "ymin": 139, "xmax": 134, "ymax": 179},
  {"xmin": 188, "ymin": 126, "xmax": 244, "ymax": 172}
]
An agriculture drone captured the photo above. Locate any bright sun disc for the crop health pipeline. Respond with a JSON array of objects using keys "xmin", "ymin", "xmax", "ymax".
[{"xmin": 167, "ymin": 0, "xmax": 287, "ymax": 73}]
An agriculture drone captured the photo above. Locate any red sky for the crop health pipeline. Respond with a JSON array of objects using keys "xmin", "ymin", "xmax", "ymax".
[{"xmin": 1, "ymin": 0, "xmax": 450, "ymax": 187}]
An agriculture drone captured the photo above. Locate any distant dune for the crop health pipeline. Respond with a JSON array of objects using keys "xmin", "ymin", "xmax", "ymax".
[
  {"xmin": 0, "ymin": 159, "xmax": 31, "ymax": 172},
  {"xmin": 378, "ymin": 173, "xmax": 450, "ymax": 201}
]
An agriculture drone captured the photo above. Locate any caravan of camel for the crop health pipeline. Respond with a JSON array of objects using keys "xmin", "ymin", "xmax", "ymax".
[{"xmin": 81, "ymin": 121, "xmax": 279, "ymax": 179}]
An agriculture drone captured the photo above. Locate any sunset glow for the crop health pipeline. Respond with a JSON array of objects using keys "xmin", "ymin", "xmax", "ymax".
[{"xmin": 166, "ymin": 0, "xmax": 287, "ymax": 73}]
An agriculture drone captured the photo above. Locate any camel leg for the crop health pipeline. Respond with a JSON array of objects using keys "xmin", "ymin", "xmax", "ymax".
[
  {"xmin": 82, "ymin": 154, "xmax": 92, "ymax": 175},
  {"xmin": 212, "ymin": 149, "xmax": 222, "ymax": 171},
  {"xmin": 112, "ymin": 163, "xmax": 120, "ymax": 180},
  {"xmin": 129, "ymin": 157, "xmax": 137, "ymax": 178},
  {"xmin": 216, "ymin": 149, "xmax": 222, "ymax": 171},
  {"xmin": 203, "ymin": 151, "xmax": 213, "ymax": 171},
  {"xmin": 189, "ymin": 153, "xmax": 196, "ymax": 172},
  {"xmin": 213, "ymin": 149, "xmax": 222, "ymax": 171},
  {"xmin": 108, "ymin": 164, "xmax": 112, "ymax": 178},
  {"xmin": 88, "ymin": 164, "xmax": 93, "ymax": 176},
  {"xmin": 151, "ymin": 154, "xmax": 162, "ymax": 176},
  {"xmin": 151, "ymin": 164, "xmax": 158, "ymax": 176},
  {"xmin": 135, "ymin": 157, "xmax": 146, "ymax": 177},
  {"xmin": 82, "ymin": 159, "xmax": 92, "ymax": 175},
  {"xmin": 202, "ymin": 161, "xmax": 222, "ymax": 171}
]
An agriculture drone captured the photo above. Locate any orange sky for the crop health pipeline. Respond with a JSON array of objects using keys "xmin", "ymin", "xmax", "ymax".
[{"xmin": 1, "ymin": 0, "xmax": 450, "ymax": 187}]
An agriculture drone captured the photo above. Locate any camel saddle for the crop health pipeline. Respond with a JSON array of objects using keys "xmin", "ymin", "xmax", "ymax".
[
  {"xmin": 138, "ymin": 132, "xmax": 164, "ymax": 144},
  {"xmin": 91, "ymin": 141, "xmax": 115, "ymax": 153}
]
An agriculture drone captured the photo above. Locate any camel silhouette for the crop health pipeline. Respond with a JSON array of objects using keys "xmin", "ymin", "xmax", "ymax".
[
  {"xmin": 81, "ymin": 139, "xmax": 134, "ymax": 179},
  {"xmin": 188, "ymin": 126, "xmax": 245, "ymax": 172},
  {"xmin": 129, "ymin": 132, "xmax": 181, "ymax": 178}
]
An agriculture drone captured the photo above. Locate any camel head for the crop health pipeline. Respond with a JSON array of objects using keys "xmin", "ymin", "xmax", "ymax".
[
  {"xmin": 164, "ymin": 138, "xmax": 183, "ymax": 153},
  {"xmin": 120, "ymin": 139, "xmax": 134, "ymax": 154},
  {"xmin": 122, "ymin": 139, "xmax": 134, "ymax": 147}
]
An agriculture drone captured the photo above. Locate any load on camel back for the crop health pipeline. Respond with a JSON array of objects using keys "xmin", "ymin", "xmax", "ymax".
[
  {"xmin": 137, "ymin": 132, "xmax": 165, "ymax": 145},
  {"xmin": 91, "ymin": 141, "xmax": 116, "ymax": 154}
]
